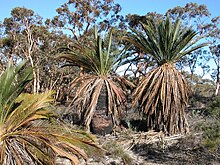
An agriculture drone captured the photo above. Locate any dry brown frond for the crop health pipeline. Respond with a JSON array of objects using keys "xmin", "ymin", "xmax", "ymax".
[
  {"xmin": 133, "ymin": 63, "xmax": 189, "ymax": 135},
  {"xmin": 69, "ymin": 74, "xmax": 130, "ymax": 131}
]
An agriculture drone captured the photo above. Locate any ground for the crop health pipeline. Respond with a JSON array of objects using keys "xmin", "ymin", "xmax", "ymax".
[
  {"xmin": 85, "ymin": 111, "xmax": 219, "ymax": 165},
  {"xmin": 59, "ymin": 105, "xmax": 220, "ymax": 165}
]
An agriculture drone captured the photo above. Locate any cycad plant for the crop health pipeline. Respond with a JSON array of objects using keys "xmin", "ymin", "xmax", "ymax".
[
  {"xmin": 124, "ymin": 16, "xmax": 206, "ymax": 135},
  {"xmin": 57, "ymin": 28, "xmax": 133, "ymax": 132},
  {"xmin": 0, "ymin": 60, "xmax": 99, "ymax": 164}
]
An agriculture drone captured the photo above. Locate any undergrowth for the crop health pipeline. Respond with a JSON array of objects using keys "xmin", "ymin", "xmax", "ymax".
[
  {"xmin": 103, "ymin": 140, "xmax": 133, "ymax": 165},
  {"xmin": 195, "ymin": 96, "xmax": 220, "ymax": 152}
]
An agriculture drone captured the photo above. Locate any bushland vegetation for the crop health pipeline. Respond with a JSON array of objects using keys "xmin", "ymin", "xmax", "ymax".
[{"xmin": 0, "ymin": 1, "xmax": 219, "ymax": 164}]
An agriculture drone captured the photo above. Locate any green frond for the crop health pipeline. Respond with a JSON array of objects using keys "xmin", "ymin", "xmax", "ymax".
[
  {"xmin": 57, "ymin": 28, "xmax": 122, "ymax": 76},
  {"xmin": 125, "ymin": 16, "xmax": 207, "ymax": 65},
  {"xmin": 5, "ymin": 91, "xmax": 55, "ymax": 132},
  {"xmin": 0, "ymin": 60, "xmax": 33, "ymax": 125},
  {"xmin": 0, "ymin": 91, "xmax": 100, "ymax": 164},
  {"xmin": 0, "ymin": 62, "xmax": 101, "ymax": 164}
]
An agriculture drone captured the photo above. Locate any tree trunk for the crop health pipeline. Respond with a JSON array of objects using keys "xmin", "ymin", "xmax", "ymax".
[
  {"xmin": 90, "ymin": 86, "xmax": 113, "ymax": 135},
  {"xmin": 25, "ymin": 26, "xmax": 37, "ymax": 94},
  {"xmin": 91, "ymin": 112, "xmax": 113, "ymax": 135},
  {"xmin": 28, "ymin": 55, "xmax": 37, "ymax": 94},
  {"xmin": 215, "ymin": 81, "xmax": 219, "ymax": 96},
  {"xmin": 36, "ymin": 67, "xmax": 40, "ymax": 93},
  {"xmin": 215, "ymin": 66, "xmax": 219, "ymax": 96},
  {"xmin": 135, "ymin": 52, "xmax": 144, "ymax": 77}
]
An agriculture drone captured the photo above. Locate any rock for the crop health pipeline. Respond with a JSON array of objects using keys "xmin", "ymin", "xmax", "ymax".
[{"xmin": 55, "ymin": 157, "xmax": 71, "ymax": 165}]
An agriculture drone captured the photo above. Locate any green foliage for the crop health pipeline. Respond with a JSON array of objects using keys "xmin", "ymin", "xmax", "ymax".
[
  {"xmin": 206, "ymin": 96, "xmax": 220, "ymax": 118},
  {"xmin": 0, "ymin": 60, "xmax": 100, "ymax": 164},
  {"xmin": 124, "ymin": 16, "xmax": 207, "ymax": 65},
  {"xmin": 0, "ymin": 60, "xmax": 33, "ymax": 125},
  {"xmin": 196, "ymin": 120, "xmax": 220, "ymax": 152},
  {"xmin": 57, "ymin": 27, "xmax": 123, "ymax": 76},
  {"xmin": 202, "ymin": 121, "xmax": 220, "ymax": 151},
  {"xmin": 195, "ymin": 96, "xmax": 220, "ymax": 151}
]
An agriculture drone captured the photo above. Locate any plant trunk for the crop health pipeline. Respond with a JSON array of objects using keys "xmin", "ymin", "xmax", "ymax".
[
  {"xmin": 215, "ymin": 81, "xmax": 219, "ymax": 96},
  {"xmin": 90, "ymin": 86, "xmax": 113, "ymax": 135},
  {"xmin": 215, "ymin": 66, "xmax": 219, "ymax": 96},
  {"xmin": 28, "ymin": 56, "xmax": 37, "ymax": 94},
  {"xmin": 36, "ymin": 67, "xmax": 40, "ymax": 93},
  {"xmin": 135, "ymin": 52, "xmax": 144, "ymax": 77}
]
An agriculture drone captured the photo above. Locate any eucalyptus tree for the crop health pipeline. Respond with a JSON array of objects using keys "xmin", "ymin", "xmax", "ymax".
[
  {"xmin": 57, "ymin": 27, "xmax": 133, "ymax": 132},
  {"xmin": 124, "ymin": 16, "xmax": 207, "ymax": 134},
  {"xmin": 48, "ymin": 0, "xmax": 125, "ymax": 43},
  {"xmin": 210, "ymin": 44, "xmax": 220, "ymax": 96},
  {"xmin": 207, "ymin": 16, "xmax": 220, "ymax": 96},
  {"xmin": 2, "ymin": 7, "xmax": 45, "ymax": 93},
  {"xmin": 1, "ymin": 7, "xmax": 76, "ymax": 96},
  {"xmin": 32, "ymin": 25, "xmax": 78, "ymax": 100},
  {"xmin": 166, "ymin": 3, "xmax": 211, "ymax": 31}
]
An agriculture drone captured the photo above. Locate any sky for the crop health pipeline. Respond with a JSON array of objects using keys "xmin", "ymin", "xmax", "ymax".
[
  {"xmin": 0, "ymin": 0, "xmax": 219, "ymax": 21},
  {"xmin": 0, "ymin": 0, "xmax": 219, "ymax": 79}
]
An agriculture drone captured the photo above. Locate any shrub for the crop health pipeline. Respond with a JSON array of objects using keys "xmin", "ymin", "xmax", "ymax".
[{"xmin": 196, "ymin": 96, "xmax": 220, "ymax": 151}]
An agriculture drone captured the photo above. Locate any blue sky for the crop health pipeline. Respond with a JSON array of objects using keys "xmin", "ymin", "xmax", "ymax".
[
  {"xmin": 0, "ymin": 0, "xmax": 219, "ymax": 21},
  {"xmin": 116, "ymin": 0, "xmax": 219, "ymax": 17},
  {"xmin": 0, "ymin": 0, "xmax": 218, "ymax": 78}
]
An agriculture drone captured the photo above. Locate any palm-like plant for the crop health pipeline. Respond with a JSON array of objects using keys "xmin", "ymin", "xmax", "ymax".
[
  {"xmin": 0, "ymin": 60, "xmax": 99, "ymax": 164},
  {"xmin": 57, "ymin": 28, "xmax": 133, "ymax": 131},
  {"xmin": 124, "ymin": 16, "xmax": 207, "ymax": 135}
]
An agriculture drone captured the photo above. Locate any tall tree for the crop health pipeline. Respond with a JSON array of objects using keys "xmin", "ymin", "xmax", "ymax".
[
  {"xmin": 3, "ymin": 7, "xmax": 44, "ymax": 93},
  {"xmin": 48, "ymin": 0, "xmax": 124, "ymax": 42},
  {"xmin": 210, "ymin": 44, "xmax": 220, "ymax": 95},
  {"xmin": 31, "ymin": 25, "xmax": 78, "ymax": 100},
  {"xmin": 124, "ymin": 16, "xmax": 206, "ymax": 135},
  {"xmin": 208, "ymin": 16, "xmax": 220, "ymax": 96},
  {"xmin": 166, "ymin": 3, "xmax": 211, "ymax": 34},
  {"xmin": 1, "ymin": 7, "xmax": 77, "ymax": 97}
]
